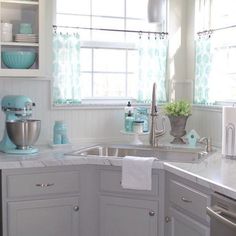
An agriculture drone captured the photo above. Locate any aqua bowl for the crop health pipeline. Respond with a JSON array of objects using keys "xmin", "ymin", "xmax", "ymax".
[{"xmin": 1, "ymin": 51, "xmax": 36, "ymax": 69}]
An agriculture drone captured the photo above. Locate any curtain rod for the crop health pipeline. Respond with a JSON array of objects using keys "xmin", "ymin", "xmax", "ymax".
[
  {"xmin": 53, "ymin": 25, "xmax": 168, "ymax": 36},
  {"xmin": 197, "ymin": 24, "xmax": 236, "ymax": 35}
]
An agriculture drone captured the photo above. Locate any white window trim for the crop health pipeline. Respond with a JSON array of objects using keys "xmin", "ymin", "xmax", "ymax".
[
  {"xmin": 53, "ymin": 0, "xmax": 168, "ymax": 108},
  {"xmin": 81, "ymin": 41, "xmax": 136, "ymax": 50},
  {"xmin": 51, "ymin": 100, "xmax": 152, "ymax": 110}
]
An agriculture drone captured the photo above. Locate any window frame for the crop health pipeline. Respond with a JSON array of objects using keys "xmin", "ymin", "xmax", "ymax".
[
  {"xmin": 53, "ymin": 0, "xmax": 168, "ymax": 108},
  {"xmin": 194, "ymin": 0, "xmax": 236, "ymax": 106}
]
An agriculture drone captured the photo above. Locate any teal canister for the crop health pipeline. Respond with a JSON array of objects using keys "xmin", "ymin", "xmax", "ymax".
[
  {"xmin": 53, "ymin": 121, "xmax": 69, "ymax": 144},
  {"xmin": 135, "ymin": 107, "xmax": 149, "ymax": 132}
]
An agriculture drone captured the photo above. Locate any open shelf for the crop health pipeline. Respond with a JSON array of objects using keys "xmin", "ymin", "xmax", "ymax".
[
  {"xmin": 1, "ymin": 42, "xmax": 39, "ymax": 47},
  {"xmin": 1, "ymin": 0, "xmax": 38, "ymax": 5},
  {"xmin": 0, "ymin": 0, "xmax": 43, "ymax": 77},
  {"xmin": 1, "ymin": 0, "xmax": 38, "ymax": 10},
  {"xmin": 0, "ymin": 68, "xmax": 42, "ymax": 77}
]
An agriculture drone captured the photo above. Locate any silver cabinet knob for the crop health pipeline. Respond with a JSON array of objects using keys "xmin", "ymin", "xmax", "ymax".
[
  {"xmin": 73, "ymin": 206, "xmax": 79, "ymax": 211},
  {"xmin": 149, "ymin": 211, "xmax": 155, "ymax": 216},
  {"xmin": 165, "ymin": 216, "xmax": 171, "ymax": 223}
]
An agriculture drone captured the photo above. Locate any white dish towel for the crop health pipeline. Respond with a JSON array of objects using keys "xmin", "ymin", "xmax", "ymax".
[{"xmin": 121, "ymin": 156, "xmax": 155, "ymax": 191}]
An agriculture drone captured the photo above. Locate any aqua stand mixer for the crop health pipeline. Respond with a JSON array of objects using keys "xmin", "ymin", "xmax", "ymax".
[{"xmin": 0, "ymin": 95, "xmax": 41, "ymax": 154}]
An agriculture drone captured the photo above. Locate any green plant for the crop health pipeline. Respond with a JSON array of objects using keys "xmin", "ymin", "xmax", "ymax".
[{"xmin": 164, "ymin": 100, "xmax": 191, "ymax": 117}]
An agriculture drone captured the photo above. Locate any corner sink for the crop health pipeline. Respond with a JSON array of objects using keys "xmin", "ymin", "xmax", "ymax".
[{"xmin": 66, "ymin": 144, "xmax": 214, "ymax": 163}]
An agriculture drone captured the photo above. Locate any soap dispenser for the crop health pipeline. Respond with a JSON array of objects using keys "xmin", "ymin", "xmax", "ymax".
[
  {"xmin": 124, "ymin": 101, "xmax": 134, "ymax": 118},
  {"xmin": 125, "ymin": 111, "xmax": 134, "ymax": 132}
]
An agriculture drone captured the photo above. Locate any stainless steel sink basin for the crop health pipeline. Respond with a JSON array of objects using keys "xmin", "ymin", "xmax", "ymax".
[{"xmin": 66, "ymin": 144, "xmax": 214, "ymax": 163}]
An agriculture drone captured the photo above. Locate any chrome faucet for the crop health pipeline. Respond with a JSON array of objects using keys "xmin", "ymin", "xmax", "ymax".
[
  {"xmin": 198, "ymin": 137, "xmax": 212, "ymax": 152},
  {"xmin": 149, "ymin": 83, "xmax": 166, "ymax": 147}
]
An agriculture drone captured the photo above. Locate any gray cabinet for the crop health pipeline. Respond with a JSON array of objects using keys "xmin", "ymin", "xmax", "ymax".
[
  {"xmin": 165, "ymin": 173, "xmax": 211, "ymax": 236},
  {"xmin": 8, "ymin": 197, "xmax": 80, "ymax": 236},
  {"xmin": 0, "ymin": 164, "xmax": 213, "ymax": 236},
  {"xmin": 100, "ymin": 196, "xmax": 158, "ymax": 236},
  {"xmin": 166, "ymin": 207, "xmax": 209, "ymax": 236},
  {"xmin": 99, "ymin": 168, "xmax": 160, "ymax": 236},
  {"xmin": 2, "ymin": 167, "xmax": 81, "ymax": 236}
]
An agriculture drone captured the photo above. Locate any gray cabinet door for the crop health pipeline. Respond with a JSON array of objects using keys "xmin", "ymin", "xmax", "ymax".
[
  {"xmin": 100, "ymin": 196, "xmax": 158, "ymax": 236},
  {"xmin": 166, "ymin": 207, "xmax": 210, "ymax": 236},
  {"xmin": 8, "ymin": 197, "xmax": 80, "ymax": 236}
]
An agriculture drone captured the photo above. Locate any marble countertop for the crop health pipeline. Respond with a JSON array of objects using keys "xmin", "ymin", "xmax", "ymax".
[
  {"xmin": 0, "ymin": 144, "xmax": 235, "ymax": 199},
  {"xmin": 164, "ymin": 152, "xmax": 236, "ymax": 199}
]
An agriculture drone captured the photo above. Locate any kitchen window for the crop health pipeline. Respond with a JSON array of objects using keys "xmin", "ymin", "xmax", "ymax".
[
  {"xmin": 53, "ymin": 0, "xmax": 168, "ymax": 106},
  {"xmin": 194, "ymin": 0, "xmax": 236, "ymax": 105}
]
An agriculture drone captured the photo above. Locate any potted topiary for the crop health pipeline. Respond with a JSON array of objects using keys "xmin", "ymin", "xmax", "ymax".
[{"xmin": 164, "ymin": 100, "xmax": 192, "ymax": 144}]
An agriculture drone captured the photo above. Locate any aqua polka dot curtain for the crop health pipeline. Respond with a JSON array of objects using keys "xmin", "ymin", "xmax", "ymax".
[
  {"xmin": 137, "ymin": 36, "xmax": 168, "ymax": 103},
  {"xmin": 53, "ymin": 31, "xmax": 81, "ymax": 105},
  {"xmin": 194, "ymin": 36, "xmax": 213, "ymax": 104}
]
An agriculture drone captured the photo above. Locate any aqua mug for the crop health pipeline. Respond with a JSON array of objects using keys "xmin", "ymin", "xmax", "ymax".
[{"xmin": 19, "ymin": 23, "xmax": 32, "ymax": 34}]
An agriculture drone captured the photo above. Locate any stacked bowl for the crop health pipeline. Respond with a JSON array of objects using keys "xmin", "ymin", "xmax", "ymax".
[{"xmin": 1, "ymin": 51, "xmax": 36, "ymax": 69}]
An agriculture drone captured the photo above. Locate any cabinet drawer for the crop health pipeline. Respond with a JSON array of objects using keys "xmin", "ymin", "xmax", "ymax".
[
  {"xmin": 7, "ymin": 171, "xmax": 80, "ymax": 198},
  {"xmin": 169, "ymin": 180, "xmax": 210, "ymax": 221},
  {"xmin": 100, "ymin": 170, "xmax": 158, "ymax": 197}
]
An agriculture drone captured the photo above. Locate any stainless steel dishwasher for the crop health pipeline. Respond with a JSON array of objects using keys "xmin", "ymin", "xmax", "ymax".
[{"xmin": 207, "ymin": 193, "xmax": 236, "ymax": 236}]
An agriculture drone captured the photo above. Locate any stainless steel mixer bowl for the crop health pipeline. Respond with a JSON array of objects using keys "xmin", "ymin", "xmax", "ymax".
[{"xmin": 6, "ymin": 120, "xmax": 41, "ymax": 150}]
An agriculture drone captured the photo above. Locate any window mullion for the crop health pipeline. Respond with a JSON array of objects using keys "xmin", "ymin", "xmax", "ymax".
[{"xmin": 91, "ymin": 48, "xmax": 94, "ymax": 97}]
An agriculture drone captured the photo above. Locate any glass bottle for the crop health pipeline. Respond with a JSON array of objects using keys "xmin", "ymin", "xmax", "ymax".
[
  {"xmin": 124, "ymin": 101, "xmax": 134, "ymax": 118},
  {"xmin": 133, "ymin": 120, "xmax": 144, "ymax": 133},
  {"xmin": 125, "ymin": 111, "xmax": 134, "ymax": 132},
  {"xmin": 135, "ymin": 107, "xmax": 149, "ymax": 132}
]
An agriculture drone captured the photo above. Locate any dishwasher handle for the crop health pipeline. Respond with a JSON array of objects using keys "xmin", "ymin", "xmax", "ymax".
[{"xmin": 206, "ymin": 206, "xmax": 236, "ymax": 229}]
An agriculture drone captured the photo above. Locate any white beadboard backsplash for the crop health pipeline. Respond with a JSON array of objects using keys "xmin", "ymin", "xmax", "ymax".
[{"xmin": 0, "ymin": 79, "xmax": 223, "ymax": 147}]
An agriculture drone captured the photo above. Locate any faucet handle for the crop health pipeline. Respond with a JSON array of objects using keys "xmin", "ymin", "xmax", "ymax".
[
  {"xmin": 155, "ymin": 116, "xmax": 166, "ymax": 137},
  {"xmin": 154, "ymin": 105, "xmax": 157, "ymax": 113},
  {"xmin": 198, "ymin": 137, "xmax": 212, "ymax": 152}
]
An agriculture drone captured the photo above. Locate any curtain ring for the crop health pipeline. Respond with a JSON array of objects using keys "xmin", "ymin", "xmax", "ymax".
[
  {"xmin": 53, "ymin": 25, "xmax": 57, "ymax": 34},
  {"xmin": 148, "ymin": 32, "xmax": 150, "ymax": 40},
  {"xmin": 208, "ymin": 30, "xmax": 213, "ymax": 38},
  {"xmin": 139, "ymin": 31, "xmax": 142, "ymax": 39},
  {"xmin": 197, "ymin": 32, "xmax": 201, "ymax": 39},
  {"xmin": 161, "ymin": 32, "xmax": 166, "ymax": 40}
]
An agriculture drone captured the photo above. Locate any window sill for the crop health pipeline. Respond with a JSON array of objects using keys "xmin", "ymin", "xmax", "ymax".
[
  {"xmin": 52, "ymin": 102, "xmax": 152, "ymax": 110},
  {"xmin": 192, "ymin": 104, "xmax": 222, "ymax": 112},
  {"xmin": 51, "ymin": 101, "xmax": 229, "ymax": 111}
]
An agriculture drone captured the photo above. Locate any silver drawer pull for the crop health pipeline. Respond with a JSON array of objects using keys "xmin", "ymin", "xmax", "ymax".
[
  {"xmin": 181, "ymin": 197, "xmax": 192, "ymax": 203},
  {"xmin": 35, "ymin": 183, "xmax": 55, "ymax": 187}
]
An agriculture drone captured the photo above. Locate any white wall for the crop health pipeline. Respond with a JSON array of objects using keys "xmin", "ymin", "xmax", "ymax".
[
  {"xmin": 0, "ymin": 79, "xmax": 128, "ymax": 145},
  {"xmin": 184, "ymin": 0, "xmax": 223, "ymax": 147},
  {"xmin": 166, "ymin": 0, "xmax": 222, "ymax": 147},
  {"xmin": 0, "ymin": 78, "xmax": 222, "ymax": 147}
]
